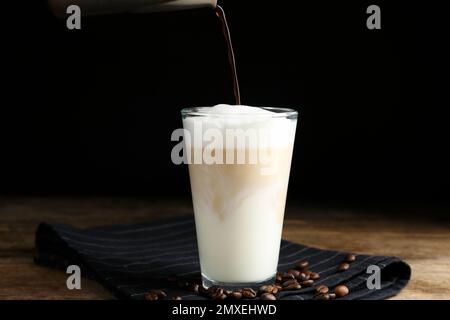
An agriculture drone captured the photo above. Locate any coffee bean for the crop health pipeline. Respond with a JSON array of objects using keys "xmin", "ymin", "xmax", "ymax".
[
  {"xmin": 187, "ymin": 283, "xmax": 199, "ymax": 293},
  {"xmin": 259, "ymin": 285, "xmax": 277, "ymax": 294},
  {"xmin": 296, "ymin": 260, "xmax": 309, "ymax": 270},
  {"xmin": 207, "ymin": 287, "xmax": 224, "ymax": 299},
  {"xmin": 298, "ymin": 272, "xmax": 309, "ymax": 281},
  {"xmin": 315, "ymin": 285, "xmax": 329, "ymax": 295},
  {"xmin": 259, "ymin": 285, "xmax": 269, "ymax": 293},
  {"xmin": 329, "ymin": 293, "xmax": 336, "ymax": 299},
  {"xmin": 282, "ymin": 279, "xmax": 298, "ymax": 287},
  {"xmin": 281, "ymin": 272, "xmax": 295, "ymax": 281},
  {"xmin": 215, "ymin": 293, "xmax": 228, "ymax": 300},
  {"xmin": 282, "ymin": 280, "xmax": 301, "ymax": 290},
  {"xmin": 287, "ymin": 269, "xmax": 300, "ymax": 278},
  {"xmin": 207, "ymin": 292, "xmax": 224, "ymax": 300},
  {"xmin": 207, "ymin": 287, "xmax": 223, "ymax": 294},
  {"xmin": 276, "ymin": 274, "xmax": 283, "ymax": 282},
  {"xmin": 209, "ymin": 293, "xmax": 221, "ymax": 299},
  {"xmin": 212, "ymin": 291, "xmax": 224, "ymax": 299},
  {"xmin": 313, "ymin": 293, "xmax": 330, "ymax": 300},
  {"xmin": 334, "ymin": 285, "xmax": 349, "ymax": 298},
  {"xmin": 275, "ymin": 284, "xmax": 283, "ymax": 292},
  {"xmin": 260, "ymin": 293, "xmax": 277, "ymax": 300},
  {"xmin": 301, "ymin": 280, "xmax": 314, "ymax": 287},
  {"xmin": 345, "ymin": 254, "xmax": 356, "ymax": 263},
  {"xmin": 172, "ymin": 296, "xmax": 182, "ymax": 300},
  {"xmin": 229, "ymin": 291, "xmax": 243, "ymax": 300},
  {"xmin": 309, "ymin": 272, "xmax": 320, "ymax": 280},
  {"xmin": 144, "ymin": 289, "xmax": 168, "ymax": 300},
  {"xmin": 144, "ymin": 292, "xmax": 159, "ymax": 300},
  {"xmin": 242, "ymin": 288, "xmax": 257, "ymax": 299},
  {"xmin": 284, "ymin": 283, "xmax": 301, "ymax": 290},
  {"xmin": 338, "ymin": 262, "xmax": 350, "ymax": 272},
  {"xmin": 148, "ymin": 289, "xmax": 166, "ymax": 299}
]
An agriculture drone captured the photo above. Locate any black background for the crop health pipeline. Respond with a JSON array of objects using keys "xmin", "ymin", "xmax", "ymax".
[{"xmin": 1, "ymin": 1, "xmax": 449, "ymax": 207}]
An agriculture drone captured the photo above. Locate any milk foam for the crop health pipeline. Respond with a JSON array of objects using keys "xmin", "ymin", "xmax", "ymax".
[
  {"xmin": 199, "ymin": 104, "xmax": 275, "ymax": 115},
  {"xmin": 183, "ymin": 105, "xmax": 296, "ymax": 148}
]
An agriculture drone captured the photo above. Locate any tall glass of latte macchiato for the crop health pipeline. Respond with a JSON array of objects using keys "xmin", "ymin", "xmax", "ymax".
[{"xmin": 181, "ymin": 104, "xmax": 298, "ymax": 290}]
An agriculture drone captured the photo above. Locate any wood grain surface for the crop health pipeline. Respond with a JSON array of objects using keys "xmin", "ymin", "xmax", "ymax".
[{"xmin": 0, "ymin": 197, "xmax": 449, "ymax": 300}]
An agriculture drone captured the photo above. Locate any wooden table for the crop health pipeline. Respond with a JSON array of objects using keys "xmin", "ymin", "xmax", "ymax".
[{"xmin": 1, "ymin": 197, "xmax": 449, "ymax": 300}]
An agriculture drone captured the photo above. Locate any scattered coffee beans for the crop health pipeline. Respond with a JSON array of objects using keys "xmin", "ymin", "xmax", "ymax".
[
  {"xmin": 150, "ymin": 258, "xmax": 350, "ymax": 301},
  {"xmin": 144, "ymin": 289, "xmax": 166, "ymax": 300},
  {"xmin": 217, "ymin": 293, "xmax": 228, "ymax": 300},
  {"xmin": 207, "ymin": 287, "xmax": 225, "ymax": 300},
  {"xmin": 153, "ymin": 289, "xmax": 167, "ymax": 298},
  {"xmin": 338, "ymin": 262, "xmax": 350, "ymax": 272},
  {"xmin": 144, "ymin": 292, "xmax": 158, "ymax": 300},
  {"xmin": 309, "ymin": 272, "xmax": 320, "ymax": 280},
  {"xmin": 282, "ymin": 279, "xmax": 298, "ymax": 287},
  {"xmin": 315, "ymin": 285, "xmax": 329, "ymax": 295},
  {"xmin": 298, "ymin": 272, "xmax": 309, "ymax": 281},
  {"xmin": 208, "ymin": 287, "xmax": 227, "ymax": 300},
  {"xmin": 301, "ymin": 279, "xmax": 314, "ymax": 287},
  {"xmin": 242, "ymin": 288, "xmax": 257, "ymax": 299},
  {"xmin": 334, "ymin": 285, "xmax": 349, "ymax": 298},
  {"xmin": 287, "ymin": 269, "xmax": 300, "ymax": 278},
  {"xmin": 229, "ymin": 291, "xmax": 243, "ymax": 300},
  {"xmin": 187, "ymin": 283, "xmax": 199, "ymax": 293},
  {"xmin": 283, "ymin": 280, "xmax": 301, "ymax": 291},
  {"xmin": 259, "ymin": 285, "xmax": 278, "ymax": 294},
  {"xmin": 296, "ymin": 260, "xmax": 309, "ymax": 270},
  {"xmin": 260, "ymin": 293, "xmax": 277, "ymax": 300},
  {"xmin": 313, "ymin": 293, "xmax": 330, "ymax": 300},
  {"xmin": 280, "ymin": 272, "xmax": 296, "ymax": 281},
  {"xmin": 345, "ymin": 254, "xmax": 356, "ymax": 262}
]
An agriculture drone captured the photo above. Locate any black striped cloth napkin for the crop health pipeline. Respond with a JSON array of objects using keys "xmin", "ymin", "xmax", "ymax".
[{"xmin": 34, "ymin": 216, "xmax": 410, "ymax": 300}]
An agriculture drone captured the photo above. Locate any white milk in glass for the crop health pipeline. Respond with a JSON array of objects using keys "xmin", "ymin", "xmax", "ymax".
[{"xmin": 183, "ymin": 105, "xmax": 297, "ymax": 286}]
